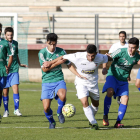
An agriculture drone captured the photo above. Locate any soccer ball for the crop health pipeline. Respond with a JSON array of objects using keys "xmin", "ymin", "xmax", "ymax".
[{"xmin": 62, "ymin": 104, "xmax": 76, "ymax": 118}]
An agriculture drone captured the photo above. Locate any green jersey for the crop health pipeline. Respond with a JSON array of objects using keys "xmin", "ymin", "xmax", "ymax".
[
  {"xmin": 107, "ymin": 48, "xmax": 140, "ymax": 81},
  {"xmin": 0, "ymin": 38, "xmax": 12, "ymax": 77},
  {"xmin": 38, "ymin": 47, "xmax": 70, "ymax": 83},
  {"xmin": 7, "ymin": 40, "xmax": 19, "ymax": 73}
]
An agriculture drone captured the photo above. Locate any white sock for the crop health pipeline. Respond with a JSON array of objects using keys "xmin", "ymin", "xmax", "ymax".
[
  {"xmin": 83, "ymin": 106, "xmax": 97, "ymax": 125},
  {"xmin": 91, "ymin": 103, "xmax": 98, "ymax": 116}
]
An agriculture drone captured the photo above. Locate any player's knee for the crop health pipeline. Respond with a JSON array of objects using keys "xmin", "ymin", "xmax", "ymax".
[
  {"xmin": 58, "ymin": 92, "xmax": 66, "ymax": 101},
  {"xmin": 135, "ymin": 82, "xmax": 140, "ymax": 88},
  {"xmin": 121, "ymin": 96, "xmax": 129, "ymax": 105},
  {"xmin": 44, "ymin": 106, "xmax": 50, "ymax": 113}
]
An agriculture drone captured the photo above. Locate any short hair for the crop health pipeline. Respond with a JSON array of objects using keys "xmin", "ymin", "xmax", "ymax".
[
  {"xmin": 86, "ymin": 44, "xmax": 97, "ymax": 53},
  {"xmin": 4, "ymin": 27, "xmax": 14, "ymax": 35},
  {"xmin": 0, "ymin": 23, "xmax": 2, "ymax": 31},
  {"xmin": 46, "ymin": 33, "xmax": 58, "ymax": 42},
  {"xmin": 128, "ymin": 37, "xmax": 139, "ymax": 47},
  {"xmin": 119, "ymin": 31, "xmax": 126, "ymax": 37}
]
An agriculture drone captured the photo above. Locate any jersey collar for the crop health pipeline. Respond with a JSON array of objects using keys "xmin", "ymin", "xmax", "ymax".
[
  {"xmin": 119, "ymin": 41, "xmax": 127, "ymax": 46},
  {"xmin": 46, "ymin": 46, "xmax": 56, "ymax": 54},
  {"xmin": 127, "ymin": 48, "xmax": 136, "ymax": 57}
]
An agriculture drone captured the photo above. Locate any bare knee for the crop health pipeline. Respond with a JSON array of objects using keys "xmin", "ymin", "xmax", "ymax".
[
  {"xmin": 107, "ymin": 88, "xmax": 114, "ymax": 97},
  {"xmin": 44, "ymin": 106, "xmax": 50, "ymax": 113},
  {"xmin": 57, "ymin": 89, "xmax": 66, "ymax": 101},
  {"xmin": 121, "ymin": 95, "xmax": 129, "ymax": 105}
]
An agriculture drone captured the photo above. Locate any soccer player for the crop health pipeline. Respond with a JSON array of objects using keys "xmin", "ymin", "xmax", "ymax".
[
  {"xmin": 38, "ymin": 33, "xmax": 85, "ymax": 129},
  {"xmin": 43, "ymin": 44, "xmax": 108, "ymax": 130},
  {"xmin": 102, "ymin": 37, "xmax": 140, "ymax": 128},
  {"xmin": 109, "ymin": 31, "xmax": 128, "ymax": 105},
  {"xmin": 2, "ymin": 27, "xmax": 27, "ymax": 117},
  {"xmin": 0, "ymin": 24, "xmax": 13, "ymax": 120}
]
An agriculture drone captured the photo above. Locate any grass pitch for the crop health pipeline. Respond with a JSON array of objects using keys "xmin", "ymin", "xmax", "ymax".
[{"xmin": 0, "ymin": 82, "xmax": 140, "ymax": 140}]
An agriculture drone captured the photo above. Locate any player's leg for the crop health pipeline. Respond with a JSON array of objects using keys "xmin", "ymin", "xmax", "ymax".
[
  {"xmin": 41, "ymin": 83, "xmax": 56, "ymax": 129},
  {"xmin": 55, "ymin": 80, "xmax": 67, "ymax": 124},
  {"xmin": 117, "ymin": 96, "xmax": 121, "ymax": 105},
  {"xmin": 135, "ymin": 68, "xmax": 140, "ymax": 90},
  {"xmin": 0, "ymin": 76, "xmax": 7, "ymax": 121},
  {"xmin": 3, "ymin": 88, "xmax": 9, "ymax": 117},
  {"xmin": 114, "ymin": 81, "xmax": 129, "ymax": 128},
  {"xmin": 102, "ymin": 76, "xmax": 117, "ymax": 126},
  {"xmin": 10, "ymin": 72, "xmax": 21, "ymax": 116},
  {"xmin": 12, "ymin": 84, "xmax": 22, "ymax": 116},
  {"xmin": 90, "ymin": 98, "xmax": 99, "ymax": 116},
  {"xmin": 75, "ymin": 83, "xmax": 98, "ymax": 129},
  {"xmin": 42, "ymin": 99, "xmax": 56, "ymax": 129}
]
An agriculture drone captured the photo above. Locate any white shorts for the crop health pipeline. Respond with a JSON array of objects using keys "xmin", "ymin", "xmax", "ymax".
[{"xmin": 75, "ymin": 83, "xmax": 99, "ymax": 101}]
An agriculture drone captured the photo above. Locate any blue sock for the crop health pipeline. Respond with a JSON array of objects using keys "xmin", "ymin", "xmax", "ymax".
[
  {"xmin": 13, "ymin": 93, "xmax": 19, "ymax": 110},
  {"xmin": 117, "ymin": 104, "xmax": 127, "ymax": 122},
  {"xmin": 104, "ymin": 95, "xmax": 112, "ymax": 115},
  {"xmin": 0, "ymin": 96, "xmax": 2, "ymax": 107},
  {"xmin": 57, "ymin": 98, "xmax": 66, "ymax": 114},
  {"xmin": 44, "ymin": 109, "xmax": 55, "ymax": 123},
  {"xmin": 3, "ymin": 96, "xmax": 9, "ymax": 111},
  {"xmin": 138, "ymin": 88, "xmax": 140, "ymax": 91}
]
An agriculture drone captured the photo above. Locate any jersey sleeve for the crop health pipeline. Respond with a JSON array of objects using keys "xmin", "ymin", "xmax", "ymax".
[
  {"xmin": 61, "ymin": 49, "xmax": 71, "ymax": 65},
  {"xmin": 108, "ymin": 44, "xmax": 115, "ymax": 54},
  {"xmin": 6, "ymin": 44, "xmax": 12, "ymax": 56},
  {"xmin": 102, "ymin": 54, "xmax": 108, "ymax": 63},
  {"xmin": 63, "ymin": 53, "xmax": 77, "ymax": 63},
  {"xmin": 111, "ymin": 48, "xmax": 122, "ymax": 59},
  {"xmin": 38, "ymin": 51, "xmax": 46, "ymax": 67}
]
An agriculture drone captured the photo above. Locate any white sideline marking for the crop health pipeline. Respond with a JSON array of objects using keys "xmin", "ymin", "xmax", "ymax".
[{"xmin": 0, "ymin": 127, "xmax": 140, "ymax": 129}]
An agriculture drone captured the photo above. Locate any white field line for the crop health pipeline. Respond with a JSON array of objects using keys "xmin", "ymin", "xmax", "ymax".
[{"xmin": 0, "ymin": 127, "xmax": 140, "ymax": 129}]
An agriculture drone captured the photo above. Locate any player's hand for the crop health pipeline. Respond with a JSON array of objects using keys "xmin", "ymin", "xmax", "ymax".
[
  {"xmin": 77, "ymin": 74, "xmax": 87, "ymax": 80},
  {"xmin": 127, "ymin": 76, "xmax": 131, "ymax": 81},
  {"xmin": 105, "ymin": 53, "xmax": 112, "ymax": 58},
  {"xmin": 20, "ymin": 64, "xmax": 28, "ymax": 67},
  {"xmin": 102, "ymin": 68, "xmax": 108, "ymax": 75},
  {"xmin": 43, "ymin": 61, "xmax": 52, "ymax": 68},
  {"xmin": 5, "ymin": 66, "xmax": 9, "ymax": 74}
]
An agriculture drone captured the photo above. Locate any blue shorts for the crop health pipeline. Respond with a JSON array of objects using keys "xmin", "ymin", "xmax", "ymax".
[
  {"xmin": 136, "ymin": 68, "xmax": 140, "ymax": 79},
  {"xmin": 0, "ymin": 77, "xmax": 7, "ymax": 90},
  {"xmin": 4, "ymin": 72, "xmax": 19, "ymax": 88},
  {"xmin": 41, "ymin": 80, "xmax": 67, "ymax": 100},
  {"xmin": 102, "ymin": 76, "xmax": 129, "ymax": 99}
]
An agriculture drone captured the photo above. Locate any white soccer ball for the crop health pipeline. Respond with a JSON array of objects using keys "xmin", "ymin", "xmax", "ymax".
[{"xmin": 62, "ymin": 104, "xmax": 76, "ymax": 118}]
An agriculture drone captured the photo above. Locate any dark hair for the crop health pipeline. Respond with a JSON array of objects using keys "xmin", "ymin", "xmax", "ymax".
[
  {"xmin": 47, "ymin": 33, "xmax": 58, "ymax": 42},
  {"xmin": 4, "ymin": 27, "xmax": 14, "ymax": 34},
  {"xmin": 128, "ymin": 37, "xmax": 139, "ymax": 47},
  {"xmin": 119, "ymin": 31, "xmax": 126, "ymax": 38},
  {"xmin": 0, "ymin": 23, "xmax": 2, "ymax": 31},
  {"xmin": 86, "ymin": 44, "xmax": 97, "ymax": 53}
]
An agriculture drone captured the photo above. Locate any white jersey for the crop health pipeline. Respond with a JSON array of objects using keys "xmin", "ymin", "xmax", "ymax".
[
  {"xmin": 63, "ymin": 52, "xmax": 108, "ymax": 87},
  {"xmin": 109, "ymin": 41, "xmax": 128, "ymax": 54}
]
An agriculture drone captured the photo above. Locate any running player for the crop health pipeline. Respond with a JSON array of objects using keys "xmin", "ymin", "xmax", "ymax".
[
  {"xmin": 38, "ymin": 33, "xmax": 85, "ymax": 129},
  {"xmin": 102, "ymin": 37, "xmax": 140, "ymax": 128},
  {"xmin": 2, "ymin": 27, "xmax": 27, "ymax": 117},
  {"xmin": 109, "ymin": 31, "xmax": 128, "ymax": 105},
  {"xmin": 43, "ymin": 44, "xmax": 108, "ymax": 130},
  {"xmin": 0, "ymin": 24, "xmax": 13, "ymax": 120}
]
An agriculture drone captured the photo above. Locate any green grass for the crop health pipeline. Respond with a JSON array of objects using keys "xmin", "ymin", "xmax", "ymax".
[{"xmin": 0, "ymin": 82, "xmax": 140, "ymax": 140}]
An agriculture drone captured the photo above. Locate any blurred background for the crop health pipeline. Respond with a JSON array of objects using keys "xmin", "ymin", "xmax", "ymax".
[{"xmin": 1, "ymin": 0, "xmax": 140, "ymax": 82}]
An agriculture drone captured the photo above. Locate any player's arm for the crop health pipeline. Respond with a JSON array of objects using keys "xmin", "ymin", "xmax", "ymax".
[
  {"xmin": 6, "ymin": 44, "xmax": 13, "ymax": 73},
  {"xmin": 42, "ymin": 58, "xmax": 66, "ymax": 72},
  {"xmin": 67, "ymin": 63, "xmax": 87, "ymax": 80},
  {"xmin": 17, "ymin": 55, "xmax": 28, "ymax": 67},
  {"xmin": 43, "ymin": 56, "xmax": 64, "ymax": 68}
]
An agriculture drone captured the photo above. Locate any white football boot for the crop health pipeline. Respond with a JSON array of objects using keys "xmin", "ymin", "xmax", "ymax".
[
  {"xmin": 3, "ymin": 110, "xmax": 9, "ymax": 117},
  {"xmin": 14, "ymin": 109, "xmax": 22, "ymax": 116}
]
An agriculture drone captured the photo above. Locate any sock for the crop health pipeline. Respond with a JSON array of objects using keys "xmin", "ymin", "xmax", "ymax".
[
  {"xmin": 0, "ymin": 96, "xmax": 2, "ymax": 107},
  {"xmin": 104, "ymin": 95, "xmax": 112, "ymax": 115},
  {"xmin": 138, "ymin": 88, "xmax": 140, "ymax": 91},
  {"xmin": 83, "ymin": 106, "xmax": 97, "ymax": 124},
  {"xmin": 13, "ymin": 93, "xmax": 19, "ymax": 110},
  {"xmin": 3, "ymin": 96, "xmax": 9, "ymax": 111},
  {"xmin": 44, "ymin": 109, "xmax": 55, "ymax": 123},
  {"xmin": 117, "ymin": 104, "xmax": 127, "ymax": 123},
  {"xmin": 57, "ymin": 98, "xmax": 66, "ymax": 114},
  {"xmin": 91, "ymin": 103, "xmax": 98, "ymax": 116}
]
